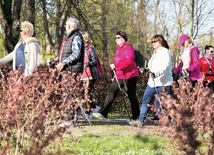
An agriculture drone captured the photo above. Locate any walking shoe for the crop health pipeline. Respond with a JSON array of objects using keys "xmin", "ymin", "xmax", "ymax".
[
  {"xmin": 126, "ymin": 119, "xmax": 137, "ymax": 124},
  {"xmin": 129, "ymin": 119, "xmax": 144, "ymax": 128},
  {"xmin": 92, "ymin": 106, "xmax": 101, "ymax": 113},
  {"xmin": 93, "ymin": 113, "xmax": 107, "ymax": 121},
  {"xmin": 84, "ymin": 113, "xmax": 93, "ymax": 120}
]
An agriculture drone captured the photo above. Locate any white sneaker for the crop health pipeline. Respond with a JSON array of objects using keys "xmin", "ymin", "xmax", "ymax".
[
  {"xmin": 58, "ymin": 121, "xmax": 74, "ymax": 128},
  {"xmin": 126, "ymin": 119, "xmax": 136, "ymax": 124},
  {"xmin": 84, "ymin": 113, "xmax": 93, "ymax": 120},
  {"xmin": 93, "ymin": 113, "xmax": 107, "ymax": 121},
  {"xmin": 129, "ymin": 119, "xmax": 143, "ymax": 127},
  {"xmin": 92, "ymin": 106, "xmax": 101, "ymax": 113}
]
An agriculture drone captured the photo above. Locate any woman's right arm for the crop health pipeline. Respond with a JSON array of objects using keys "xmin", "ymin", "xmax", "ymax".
[{"xmin": 0, "ymin": 51, "xmax": 14, "ymax": 65}]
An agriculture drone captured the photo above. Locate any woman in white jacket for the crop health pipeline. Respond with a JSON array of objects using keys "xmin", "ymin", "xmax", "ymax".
[
  {"xmin": 129, "ymin": 34, "xmax": 173, "ymax": 127},
  {"xmin": 0, "ymin": 21, "xmax": 40, "ymax": 76}
]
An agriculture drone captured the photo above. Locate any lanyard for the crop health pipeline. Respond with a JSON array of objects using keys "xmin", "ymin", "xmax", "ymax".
[{"xmin": 204, "ymin": 56, "xmax": 213, "ymax": 74}]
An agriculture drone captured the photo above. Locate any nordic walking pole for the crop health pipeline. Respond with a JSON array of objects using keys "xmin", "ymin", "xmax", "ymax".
[
  {"xmin": 150, "ymin": 73, "xmax": 163, "ymax": 111},
  {"xmin": 65, "ymin": 83, "xmax": 92, "ymax": 126},
  {"xmin": 112, "ymin": 69, "xmax": 131, "ymax": 119},
  {"xmin": 112, "ymin": 69, "xmax": 128, "ymax": 97}
]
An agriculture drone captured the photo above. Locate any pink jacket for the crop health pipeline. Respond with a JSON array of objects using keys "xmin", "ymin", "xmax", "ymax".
[
  {"xmin": 173, "ymin": 45, "xmax": 202, "ymax": 81},
  {"xmin": 114, "ymin": 42, "xmax": 138, "ymax": 79}
]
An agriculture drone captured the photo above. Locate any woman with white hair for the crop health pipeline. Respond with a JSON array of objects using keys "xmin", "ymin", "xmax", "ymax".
[{"xmin": 0, "ymin": 21, "xmax": 40, "ymax": 76}]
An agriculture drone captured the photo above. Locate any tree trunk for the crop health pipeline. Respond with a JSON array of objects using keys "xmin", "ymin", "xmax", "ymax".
[
  {"xmin": 0, "ymin": 0, "xmax": 22, "ymax": 53},
  {"xmin": 101, "ymin": 0, "xmax": 109, "ymax": 65},
  {"xmin": 25, "ymin": 0, "xmax": 36, "ymax": 31}
]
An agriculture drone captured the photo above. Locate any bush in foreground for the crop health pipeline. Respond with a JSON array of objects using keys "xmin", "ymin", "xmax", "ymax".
[{"xmin": 159, "ymin": 79, "xmax": 214, "ymax": 155}]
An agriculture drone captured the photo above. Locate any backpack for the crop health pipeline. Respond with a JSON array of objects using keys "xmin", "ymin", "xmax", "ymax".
[{"xmin": 134, "ymin": 50, "xmax": 144, "ymax": 68}]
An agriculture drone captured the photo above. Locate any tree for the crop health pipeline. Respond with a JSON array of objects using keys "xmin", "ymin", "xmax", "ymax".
[
  {"xmin": 0, "ymin": 0, "xmax": 36, "ymax": 54},
  {"xmin": 0, "ymin": 0, "xmax": 22, "ymax": 53}
]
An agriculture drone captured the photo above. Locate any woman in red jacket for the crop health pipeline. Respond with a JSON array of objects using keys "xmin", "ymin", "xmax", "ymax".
[
  {"xmin": 199, "ymin": 45, "xmax": 214, "ymax": 92},
  {"xmin": 93, "ymin": 30, "xmax": 140, "ymax": 121}
]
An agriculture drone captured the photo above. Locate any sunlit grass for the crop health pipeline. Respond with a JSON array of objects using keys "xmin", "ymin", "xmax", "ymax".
[{"xmin": 61, "ymin": 133, "xmax": 176, "ymax": 155}]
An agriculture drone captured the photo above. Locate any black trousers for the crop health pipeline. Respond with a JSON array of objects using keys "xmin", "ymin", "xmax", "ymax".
[{"xmin": 101, "ymin": 77, "xmax": 140, "ymax": 119}]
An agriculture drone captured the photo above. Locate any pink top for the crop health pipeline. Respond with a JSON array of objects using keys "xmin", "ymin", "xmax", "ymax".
[
  {"xmin": 114, "ymin": 42, "xmax": 138, "ymax": 79},
  {"xmin": 173, "ymin": 45, "xmax": 202, "ymax": 81}
]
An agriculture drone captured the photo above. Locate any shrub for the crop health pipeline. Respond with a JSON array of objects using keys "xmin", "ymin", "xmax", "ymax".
[
  {"xmin": 0, "ymin": 65, "xmax": 85, "ymax": 154},
  {"xmin": 159, "ymin": 79, "xmax": 214, "ymax": 155}
]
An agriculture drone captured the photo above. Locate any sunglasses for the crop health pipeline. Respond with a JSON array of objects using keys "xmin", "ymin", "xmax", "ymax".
[
  {"xmin": 115, "ymin": 37, "xmax": 122, "ymax": 40},
  {"xmin": 151, "ymin": 40, "xmax": 159, "ymax": 44}
]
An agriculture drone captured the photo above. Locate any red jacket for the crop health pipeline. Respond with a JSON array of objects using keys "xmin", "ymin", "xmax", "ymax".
[
  {"xmin": 199, "ymin": 56, "xmax": 214, "ymax": 81},
  {"xmin": 114, "ymin": 42, "xmax": 138, "ymax": 79}
]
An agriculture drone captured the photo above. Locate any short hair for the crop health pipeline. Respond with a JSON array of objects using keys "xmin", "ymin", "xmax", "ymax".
[
  {"xmin": 66, "ymin": 17, "xmax": 79, "ymax": 29},
  {"xmin": 151, "ymin": 34, "xmax": 169, "ymax": 49},
  {"xmin": 21, "ymin": 21, "xmax": 34, "ymax": 37},
  {"xmin": 81, "ymin": 31, "xmax": 92, "ymax": 45},
  {"xmin": 116, "ymin": 30, "xmax": 128, "ymax": 41},
  {"xmin": 205, "ymin": 45, "xmax": 213, "ymax": 50}
]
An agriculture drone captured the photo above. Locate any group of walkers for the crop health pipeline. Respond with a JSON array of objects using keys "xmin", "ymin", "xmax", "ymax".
[{"xmin": 0, "ymin": 17, "xmax": 213, "ymax": 128}]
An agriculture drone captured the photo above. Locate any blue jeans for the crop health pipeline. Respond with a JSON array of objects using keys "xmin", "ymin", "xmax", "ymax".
[{"xmin": 139, "ymin": 85, "xmax": 171, "ymax": 122}]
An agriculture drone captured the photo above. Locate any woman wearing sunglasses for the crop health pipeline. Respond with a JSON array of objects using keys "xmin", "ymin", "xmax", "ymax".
[
  {"xmin": 129, "ymin": 34, "xmax": 173, "ymax": 127},
  {"xmin": 93, "ymin": 30, "xmax": 140, "ymax": 121},
  {"xmin": 199, "ymin": 45, "xmax": 214, "ymax": 92}
]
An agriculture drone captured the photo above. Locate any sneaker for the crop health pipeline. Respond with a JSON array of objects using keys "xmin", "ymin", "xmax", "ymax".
[
  {"xmin": 129, "ymin": 119, "xmax": 143, "ymax": 127},
  {"xmin": 92, "ymin": 113, "xmax": 107, "ymax": 121},
  {"xmin": 126, "ymin": 119, "xmax": 136, "ymax": 124},
  {"xmin": 84, "ymin": 113, "xmax": 93, "ymax": 120},
  {"xmin": 58, "ymin": 121, "xmax": 74, "ymax": 128},
  {"xmin": 92, "ymin": 106, "xmax": 101, "ymax": 113}
]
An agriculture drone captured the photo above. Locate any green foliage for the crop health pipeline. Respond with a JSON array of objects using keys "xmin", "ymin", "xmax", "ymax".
[
  {"xmin": 0, "ymin": 32, "xmax": 5, "ymax": 58},
  {"xmin": 67, "ymin": 133, "xmax": 173, "ymax": 155}
]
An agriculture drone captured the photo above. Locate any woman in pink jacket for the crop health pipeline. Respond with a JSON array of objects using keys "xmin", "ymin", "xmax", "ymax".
[
  {"xmin": 93, "ymin": 30, "xmax": 139, "ymax": 121},
  {"xmin": 173, "ymin": 34, "xmax": 201, "ymax": 86}
]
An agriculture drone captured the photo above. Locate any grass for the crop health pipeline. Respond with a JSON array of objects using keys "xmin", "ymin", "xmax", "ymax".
[{"xmin": 51, "ymin": 133, "xmax": 177, "ymax": 155}]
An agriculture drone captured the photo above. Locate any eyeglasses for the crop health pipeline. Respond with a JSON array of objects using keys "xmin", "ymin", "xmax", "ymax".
[
  {"xmin": 115, "ymin": 37, "xmax": 122, "ymax": 40},
  {"xmin": 151, "ymin": 40, "xmax": 159, "ymax": 44}
]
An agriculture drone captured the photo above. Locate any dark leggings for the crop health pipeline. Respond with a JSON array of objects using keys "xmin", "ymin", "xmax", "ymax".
[
  {"xmin": 101, "ymin": 77, "xmax": 140, "ymax": 119},
  {"xmin": 88, "ymin": 79, "xmax": 97, "ymax": 109}
]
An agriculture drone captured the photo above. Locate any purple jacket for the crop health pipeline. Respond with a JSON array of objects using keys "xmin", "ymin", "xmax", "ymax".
[
  {"xmin": 114, "ymin": 42, "xmax": 138, "ymax": 80},
  {"xmin": 173, "ymin": 45, "xmax": 202, "ymax": 81}
]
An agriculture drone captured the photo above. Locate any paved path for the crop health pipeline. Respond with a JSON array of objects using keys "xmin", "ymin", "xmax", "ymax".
[{"xmin": 65, "ymin": 117, "xmax": 161, "ymax": 137}]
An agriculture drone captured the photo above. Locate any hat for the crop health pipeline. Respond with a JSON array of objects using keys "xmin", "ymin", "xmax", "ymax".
[
  {"xmin": 116, "ymin": 30, "xmax": 128, "ymax": 41},
  {"xmin": 178, "ymin": 34, "xmax": 190, "ymax": 46}
]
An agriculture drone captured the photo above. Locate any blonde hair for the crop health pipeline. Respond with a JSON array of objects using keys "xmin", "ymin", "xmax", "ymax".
[
  {"xmin": 81, "ymin": 31, "xmax": 92, "ymax": 45},
  {"xmin": 66, "ymin": 17, "xmax": 79, "ymax": 29},
  {"xmin": 21, "ymin": 21, "xmax": 34, "ymax": 37}
]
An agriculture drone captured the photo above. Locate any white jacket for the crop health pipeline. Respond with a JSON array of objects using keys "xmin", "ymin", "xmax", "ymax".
[
  {"xmin": 147, "ymin": 46, "xmax": 173, "ymax": 87},
  {"xmin": 0, "ymin": 37, "xmax": 40, "ymax": 76}
]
